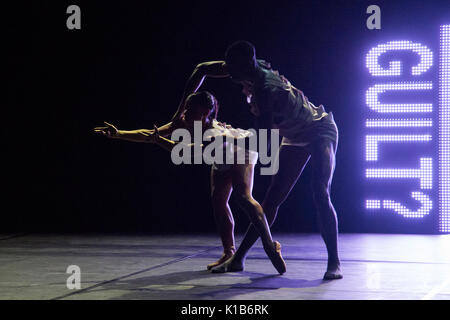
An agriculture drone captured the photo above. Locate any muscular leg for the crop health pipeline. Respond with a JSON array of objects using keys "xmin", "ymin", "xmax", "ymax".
[
  {"xmin": 308, "ymin": 139, "xmax": 342, "ymax": 280},
  {"xmin": 211, "ymin": 146, "xmax": 310, "ymax": 272},
  {"xmin": 234, "ymin": 163, "xmax": 288, "ymax": 274},
  {"xmin": 212, "ymin": 163, "xmax": 286, "ymax": 274},
  {"xmin": 208, "ymin": 167, "xmax": 235, "ymax": 270}
]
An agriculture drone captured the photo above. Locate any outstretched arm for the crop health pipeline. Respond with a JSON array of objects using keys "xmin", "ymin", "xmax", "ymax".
[
  {"xmin": 93, "ymin": 120, "xmax": 184, "ymax": 143},
  {"xmin": 94, "ymin": 121, "xmax": 184, "ymax": 151},
  {"xmin": 172, "ymin": 61, "xmax": 229, "ymax": 120},
  {"xmin": 94, "ymin": 122, "xmax": 205, "ymax": 158},
  {"xmin": 152, "ymin": 132, "xmax": 178, "ymax": 152},
  {"xmin": 150, "ymin": 125, "xmax": 184, "ymax": 152}
]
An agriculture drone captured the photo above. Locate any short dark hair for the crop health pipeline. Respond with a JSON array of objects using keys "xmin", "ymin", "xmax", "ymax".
[
  {"xmin": 225, "ymin": 41, "xmax": 256, "ymax": 63},
  {"xmin": 224, "ymin": 41, "xmax": 257, "ymax": 80},
  {"xmin": 185, "ymin": 91, "xmax": 219, "ymax": 119}
]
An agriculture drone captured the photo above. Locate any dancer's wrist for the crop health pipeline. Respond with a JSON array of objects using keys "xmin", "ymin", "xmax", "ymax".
[
  {"xmin": 114, "ymin": 130, "xmax": 123, "ymax": 139},
  {"xmin": 150, "ymin": 132, "xmax": 161, "ymax": 144}
]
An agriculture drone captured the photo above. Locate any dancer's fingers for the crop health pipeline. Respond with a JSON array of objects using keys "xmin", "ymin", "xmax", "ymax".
[
  {"xmin": 104, "ymin": 121, "xmax": 115, "ymax": 128},
  {"xmin": 94, "ymin": 130, "xmax": 106, "ymax": 136}
]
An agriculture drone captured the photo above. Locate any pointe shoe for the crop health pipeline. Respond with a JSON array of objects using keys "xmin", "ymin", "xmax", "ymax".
[
  {"xmin": 210, "ymin": 257, "xmax": 244, "ymax": 273},
  {"xmin": 265, "ymin": 241, "xmax": 286, "ymax": 275},
  {"xmin": 207, "ymin": 252, "xmax": 234, "ymax": 270}
]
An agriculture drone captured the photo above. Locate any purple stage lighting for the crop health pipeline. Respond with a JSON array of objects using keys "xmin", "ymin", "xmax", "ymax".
[
  {"xmin": 364, "ymin": 25, "xmax": 450, "ymax": 232},
  {"xmin": 439, "ymin": 25, "xmax": 450, "ymax": 233}
]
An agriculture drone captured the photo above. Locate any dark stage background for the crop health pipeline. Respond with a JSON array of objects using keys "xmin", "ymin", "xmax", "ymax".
[{"xmin": 4, "ymin": 0, "xmax": 450, "ymax": 234}]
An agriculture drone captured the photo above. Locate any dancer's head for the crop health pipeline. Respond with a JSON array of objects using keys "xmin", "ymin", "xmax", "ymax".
[
  {"xmin": 183, "ymin": 91, "xmax": 218, "ymax": 127},
  {"xmin": 225, "ymin": 41, "xmax": 258, "ymax": 82}
]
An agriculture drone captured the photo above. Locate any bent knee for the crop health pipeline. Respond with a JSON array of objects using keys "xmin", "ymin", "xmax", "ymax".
[
  {"xmin": 312, "ymin": 185, "xmax": 331, "ymax": 203},
  {"xmin": 236, "ymin": 192, "xmax": 254, "ymax": 203},
  {"xmin": 211, "ymin": 193, "xmax": 230, "ymax": 208},
  {"xmin": 235, "ymin": 193, "xmax": 260, "ymax": 209}
]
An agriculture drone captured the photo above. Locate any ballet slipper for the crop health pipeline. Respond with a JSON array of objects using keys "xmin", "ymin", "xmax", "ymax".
[
  {"xmin": 210, "ymin": 256, "xmax": 244, "ymax": 273},
  {"xmin": 264, "ymin": 241, "xmax": 286, "ymax": 275},
  {"xmin": 207, "ymin": 250, "xmax": 235, "ymax": 270}
]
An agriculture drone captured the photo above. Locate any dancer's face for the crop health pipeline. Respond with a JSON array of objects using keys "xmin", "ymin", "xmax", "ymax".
[
  {"xmin": 226, "ymin": 60, "xmax": 257, "ymax": 83},
  {"xmin": 183, "ymin": 105, "xmax": 212, "ymax": 128},
  {"xmin": 228, "ymin": 67, "xmax": 249, "ymax": 84}
]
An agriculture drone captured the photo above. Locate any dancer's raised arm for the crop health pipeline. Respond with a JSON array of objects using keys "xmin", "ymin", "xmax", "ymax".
[{"xmin": 172, "ymin": 61, "xmax": 229, "ymax": 120}]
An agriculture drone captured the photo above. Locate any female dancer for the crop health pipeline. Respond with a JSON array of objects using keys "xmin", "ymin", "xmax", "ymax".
[{"xmin": 94, "ymin": 91, "xmax": 286, "ymax": 274}]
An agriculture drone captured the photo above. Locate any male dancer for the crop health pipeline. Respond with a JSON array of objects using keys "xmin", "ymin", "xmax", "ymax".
[{"xmin": 173, "ymin": 41, "xmax": 342, "ymax": 280}]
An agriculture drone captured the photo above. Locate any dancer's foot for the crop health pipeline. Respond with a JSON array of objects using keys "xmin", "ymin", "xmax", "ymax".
[
  {"xmin": 210, "ymin": 256, "xmax": 244, "ymax": 273},
  {"xmin": 323, "ymin": 263, "xmax": 343, "ymax": 280},
  {"xmin": 207, "ymin": 250, "xmax": 235, "ymax": 270},
  {"xmin": 264, "ymin": 241, "xmax": 286, "ymax": 275}
]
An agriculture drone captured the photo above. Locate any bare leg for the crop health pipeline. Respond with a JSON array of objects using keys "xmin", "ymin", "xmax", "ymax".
[
  {"xmin": 211, "ymin": 146, "xmax": 310, "ymax": 272},
  {"xmin": 308, "ymin": 139, "xmax": 342, "ymax": 280},
  {"xmin": 207, "ymin": 167, "xmax": 235, "ymax": 270},
  {"xmin": 212, "ymin": 163, "xmax": 286, "ymax": 274}
]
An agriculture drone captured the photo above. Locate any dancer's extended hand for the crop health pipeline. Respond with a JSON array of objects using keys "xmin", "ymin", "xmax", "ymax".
[{"xmin": 93, "ymin": 121, "xmax": 119, "ymax": 138}]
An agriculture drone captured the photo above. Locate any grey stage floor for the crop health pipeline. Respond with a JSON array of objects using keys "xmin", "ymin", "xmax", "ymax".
[{"xmin": 1, "ymin": 233, "xmax": 450, "ymax": 300}]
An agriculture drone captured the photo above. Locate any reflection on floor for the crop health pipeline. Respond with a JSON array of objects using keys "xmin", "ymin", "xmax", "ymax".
[{"xmin": 1, "ymin": 233, "xmax": 450, "ymax": 300}]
